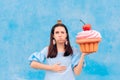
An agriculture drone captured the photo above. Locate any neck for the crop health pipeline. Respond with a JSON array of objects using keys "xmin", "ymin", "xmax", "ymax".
[{"xmin": 56, "ymin": 43, "xmax": 65, "ymax": 52}]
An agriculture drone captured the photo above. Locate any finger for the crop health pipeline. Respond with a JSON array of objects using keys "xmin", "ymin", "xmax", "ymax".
[
  {"xmin": 56, "ymin": 63, "xmax": 61, "ymax": 65},
  {"xmin": 61, "ymin": 66, "xmax": 66, "ymax": 69},
  {"xmin": 58, "ymin": 68, "xmax": 66, "ymax": 72},
  {"xmin": 60, "ymin": 66, "xmax": 66, "ymax": 70}
]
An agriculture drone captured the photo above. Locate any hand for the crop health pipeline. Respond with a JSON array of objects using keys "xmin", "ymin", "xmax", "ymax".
[
  {"xmin": 81, "ymin": 53, "xmax": 91, "ymax": 57},
  {"xmin": 50, "ymin": 63, "xmax": 66, "ymax": 72},
  {"xmin": 82, "ymin": 53, "xmax": 88, "ymax": 56}
]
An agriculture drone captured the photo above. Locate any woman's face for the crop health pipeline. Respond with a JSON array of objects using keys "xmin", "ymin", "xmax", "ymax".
[{"xmin": 53, "ymin": 26, "xmax": 67, "ymax": 44}]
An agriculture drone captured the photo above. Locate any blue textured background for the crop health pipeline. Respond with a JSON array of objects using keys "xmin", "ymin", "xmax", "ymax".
[{"xmin": 0, "ymin": 0, "xmax": 120, "ymax": 80}]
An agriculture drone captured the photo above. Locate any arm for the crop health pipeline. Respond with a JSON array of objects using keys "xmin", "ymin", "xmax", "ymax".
[
  {"xmin": 30, "ymin": 61, "xmax": 52, "ymax": 70},
  {"xmin": 30, "ymin": 61, "xmax": 66, "ymax": 72},
  {"xmin": 73, "ymin": 53, "xmax": 86, "ymax": 75}
]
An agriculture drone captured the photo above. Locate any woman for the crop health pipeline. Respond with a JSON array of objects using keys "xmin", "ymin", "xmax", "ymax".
[{"xmin": 28, "ymin": 20, "xmax": 87, "ymax": 80}]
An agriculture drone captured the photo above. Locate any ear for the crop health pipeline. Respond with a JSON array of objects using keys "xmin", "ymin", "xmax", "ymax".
[{"xmin": 53, "ymin": 34, "xmax": 55, "ymax": 39}]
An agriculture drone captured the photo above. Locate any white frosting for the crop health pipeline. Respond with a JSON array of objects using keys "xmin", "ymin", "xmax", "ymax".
[{"xmin": 76, "ymin": 30, "xmax": 101, "ymax": 39}]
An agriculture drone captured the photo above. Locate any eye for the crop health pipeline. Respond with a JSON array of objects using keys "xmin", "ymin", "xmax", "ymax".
[
  {"xmin": 55, "ymin": 31, "xmax": 59, "ymax": 34},
  {"xmin": 61, "ymin": 31, "xmax": 65, "ymax": 34}
]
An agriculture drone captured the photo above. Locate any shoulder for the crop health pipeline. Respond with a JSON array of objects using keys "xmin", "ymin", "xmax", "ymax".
[
  {"xmin": 36, "ymin": 46, "xmax": 49, "ymax": 58},
  {"xmin": 41, "ymin": 46, "xmax": 48, "ymax": 51},
  {"xmin": 40, "ymin": 46, "xmax": 49, "ymax": 53},
  {"xmin": 72, "ymin": 47, "xmax": 81, "ymax": 55},
  {"xmin": 72, "ymin": 47, "xmax": 79, "ymax": 52}
]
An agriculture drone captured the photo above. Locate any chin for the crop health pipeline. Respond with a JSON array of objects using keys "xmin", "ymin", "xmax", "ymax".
[{"xmin": 58, "ymin": 41, "xmax": 65, "ymax": 44}]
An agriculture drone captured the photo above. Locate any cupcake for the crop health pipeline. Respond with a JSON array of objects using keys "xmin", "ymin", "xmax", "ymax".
[{"xmin": 76, "ymin": 20, "xmax": 102, "ymax": 53}]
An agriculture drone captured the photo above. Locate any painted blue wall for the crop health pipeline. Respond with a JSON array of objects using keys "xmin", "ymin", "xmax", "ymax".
[{"xmin": 0, "ymin": 0, "xmax": 120, "ymax": 80}]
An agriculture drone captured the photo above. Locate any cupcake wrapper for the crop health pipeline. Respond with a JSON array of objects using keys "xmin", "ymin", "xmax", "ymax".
[{"xmin": 76, "ymin": 38, "xmax": 101, "ymax": 53}]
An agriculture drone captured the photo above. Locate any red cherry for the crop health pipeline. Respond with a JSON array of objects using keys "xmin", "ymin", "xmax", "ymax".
[{"xmin": 82, "ymin": 24, "xmax": 91, "ymax": 31}]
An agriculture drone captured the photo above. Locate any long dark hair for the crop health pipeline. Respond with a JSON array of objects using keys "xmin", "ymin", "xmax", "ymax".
[{"xmin": 47, "ymin": 20, "xmax": 73, "ymax": 58}]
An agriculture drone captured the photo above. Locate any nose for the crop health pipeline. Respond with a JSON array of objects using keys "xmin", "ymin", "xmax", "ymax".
[{"xmin": 58, "ymin": 33, "xmax": 62, "ymax": 37}]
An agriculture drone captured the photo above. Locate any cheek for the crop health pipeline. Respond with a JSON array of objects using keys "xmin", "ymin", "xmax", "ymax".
[
  {"xmin": 53, "ymin": 35, "xmax": 59, "ymax": 39},
  {"xmin": 63, "ymin": 34, "xmax": 67, "ymax": 39},
  {"xmin": 65, "ymin": 33, "xmax": 67, "ymax": 37}
]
